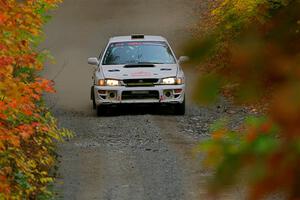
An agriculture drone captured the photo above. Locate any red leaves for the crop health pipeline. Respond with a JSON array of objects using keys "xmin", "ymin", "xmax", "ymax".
[
  {"xmin": 17, "ymin": 124, "xmax": 34, "ymax": 139},
  {"xmin": 0, "ymin": 56, "xmax": 13, "ymax": 67},
  {"xmin": 15, "ymin": 54, "xmax": 36, "ymax": 67},
  {"xmin": 8, "ymin": 100, "xmax": 17, "ymax": 109},
  {"xmin": 0, "ymin": 174, "xmax": 10, "ymax": 196},
  {"xmin": 0, "ymin": 43, "xmax": 6, "ymax": 51},
  {"xmin": 0, "ymin": 13, "xmax": 7, "ymax": 25},
  {"xmin": 35, "ymin": 78, "xmax": 55, "ymax": 93}
]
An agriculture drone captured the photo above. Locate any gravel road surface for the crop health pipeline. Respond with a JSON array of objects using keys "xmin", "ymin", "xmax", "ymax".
[{"xmin": 42, "ymin": 0, "xmax": 248, "ymax": 199}]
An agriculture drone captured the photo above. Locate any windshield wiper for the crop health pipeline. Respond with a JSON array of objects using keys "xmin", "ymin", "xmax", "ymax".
[{"xmin": 137, "ymin": 62, "xmax": 164, "ymax": 64}]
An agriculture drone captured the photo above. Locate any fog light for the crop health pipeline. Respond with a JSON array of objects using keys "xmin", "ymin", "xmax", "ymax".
[
  {"xmin": 98, "ymin": 90, "xmax": 106, "ymax": 95},
  {"xmin": 109, "ymin": 92, "xmax": 116, "ymax": 98},
  {"xmin": 174, "ymin": 89, "xmax": 182, "ymax": 94},
  {"xmin": 164, "ymin": 90, "xmax": 172, "ymax": 98}
]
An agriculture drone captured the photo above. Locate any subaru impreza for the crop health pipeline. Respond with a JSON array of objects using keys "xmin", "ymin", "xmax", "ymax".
[{"xmin": 88, "ymin": 35, "xmax": 188, "ymax": 116}]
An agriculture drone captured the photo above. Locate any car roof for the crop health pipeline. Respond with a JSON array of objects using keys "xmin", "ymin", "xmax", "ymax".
[{"xmin": 109, "ymin": 35, "xmax": 167, "ymax": 43}]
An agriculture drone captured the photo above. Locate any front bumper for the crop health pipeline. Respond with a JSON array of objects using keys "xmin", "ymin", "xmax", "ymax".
[{"xmin": 94, "ymin": 84, "xmax": 185, "ymax": 105}]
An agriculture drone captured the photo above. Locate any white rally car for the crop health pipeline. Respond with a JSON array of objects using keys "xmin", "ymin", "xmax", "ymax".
[{"xmin": 88, "ymin": 35, "xmax": 188, "ymax": 116}]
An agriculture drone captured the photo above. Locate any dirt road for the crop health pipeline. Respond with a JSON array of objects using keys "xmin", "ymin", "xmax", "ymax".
[{"xmin": 43, "ymin": 1, "xmax": 246, "ymax": 199}]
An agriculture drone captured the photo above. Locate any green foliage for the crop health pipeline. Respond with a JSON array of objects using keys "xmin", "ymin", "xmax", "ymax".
[
  {"xmin": 194, "ymin": 74, "xmax": 221, "ymax": 105},
  {"xmin": 15, "ymin": 171, "xmax": 31, "ymax": 190}
]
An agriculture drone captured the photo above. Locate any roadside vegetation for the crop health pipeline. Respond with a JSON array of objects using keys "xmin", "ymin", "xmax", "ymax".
[
  {"xmin": 189, "ymin": 0, "xmax": 300, "ymax": 199},
  {"xmin": 0, "ymin": 0, "xmax": 71, "ymax": 199}
]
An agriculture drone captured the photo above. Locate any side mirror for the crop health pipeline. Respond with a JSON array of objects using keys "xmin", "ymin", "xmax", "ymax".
[
  {"xmin": 178, "ymin": 56, "xmax": 190, "ymax": 64},
  {"xmin": 88, "ymin": 57, "xmax": 99, "ymax": 66}
]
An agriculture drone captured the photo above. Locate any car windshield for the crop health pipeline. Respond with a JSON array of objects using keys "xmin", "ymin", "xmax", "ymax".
[{"xmin": 102, "ymin": 41, "xmax": 176, "ymax": 65}]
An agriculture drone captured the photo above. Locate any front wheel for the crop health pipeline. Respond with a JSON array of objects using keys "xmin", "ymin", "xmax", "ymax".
[
  {"xmin": 96, "ymin": 105, "xmax": 106, "ymax": 116},
  {"xmin": 91, "ymin": 86, "xmax": 96, "ymax": 110},
  {"xmin": 92, "ymin": 96, "xmax": 96, "ymax": 110},
  {"xmin": 174, "ymin": 99, "xmax": 185, "ymax": 115}
]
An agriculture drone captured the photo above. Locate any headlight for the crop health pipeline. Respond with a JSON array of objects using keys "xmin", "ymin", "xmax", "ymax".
[
  {"xmin": 97, "ymin": 79, "xmax": 120, "ymax": 86},
  {"xmin": 162, "ymin": 77, "xmax": 176, "ymax": 84},
  {"xmin": 106, "ymin": 79, "xmax": 120, "ymax": 86},
  {"xmin": 161, "ymin": 77, "xmax": 184, "ymax": 85}
]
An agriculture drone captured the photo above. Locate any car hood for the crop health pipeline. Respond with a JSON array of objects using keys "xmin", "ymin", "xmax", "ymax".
[{"xmin": 101, "ymin": 64, "xmax": 178, "ymax": 79}]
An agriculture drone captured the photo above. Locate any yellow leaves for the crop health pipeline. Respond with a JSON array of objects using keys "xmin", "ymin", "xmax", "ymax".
[
  {"xmin": 235, "ymin": 0, "xmax": 256, "ymax": 13},
  {"xmin": 211, "ymin": 7, "xmax": 221, "ymax": 16},
  {"xmin": 40, "ymin": 156, "xmax": 54, "ymax": 167},
  {"xmin": 0, "ymin": 140, "xmax": 4, "ymax": 151},
  {"xmin": 27, "ymin": 160, "xmax": 37, "ymax": 170},
  {"xmin": 210, "ymin": 0, "xmax": 265, "ymax": 32},
  {"xmin": 39, "ymin": 177, "xmax": 54, "ymax": 184}
]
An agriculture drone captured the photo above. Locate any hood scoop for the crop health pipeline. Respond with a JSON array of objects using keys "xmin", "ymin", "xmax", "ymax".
[
  {"xmin": 160, "ymin": 68, "xmax": 172, "ymax": 71},
  {"xmin": 124, "ymin": 64, "xmax": 155, "ymax": 68},
  {"xmin": 108, "ymin": 69, "xmax": 120, "ymax": 72}
]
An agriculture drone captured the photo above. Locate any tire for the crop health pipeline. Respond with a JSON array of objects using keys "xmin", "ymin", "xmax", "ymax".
[
  {"xmin": 174, "ymin": 99, "xmax": 185, "ymax": 115},
  {"xmin": 96, "ymin": 105, "xmax": 105, "ymax": 116},
  {"xmin": 92, "ymin": 96, "xmax": 96, "ymax": 110},
  {"xmin": 91, "ymin": 86, "xmax": 96, "ymax": 110},
  {"xmin": 90, "ymin": 86, "xmax": 94, "ymax": 100}
]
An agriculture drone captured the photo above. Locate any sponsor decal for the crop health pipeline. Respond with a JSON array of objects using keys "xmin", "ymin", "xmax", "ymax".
[{"xmin": 131, "ymin": 71, "xmax": 152, "ymax": 77}]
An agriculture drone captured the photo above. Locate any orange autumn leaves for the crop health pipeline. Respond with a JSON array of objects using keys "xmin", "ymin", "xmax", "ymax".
[{"xmin": 0, "ymin": 0, "xmax": 70, "ymax": 199}]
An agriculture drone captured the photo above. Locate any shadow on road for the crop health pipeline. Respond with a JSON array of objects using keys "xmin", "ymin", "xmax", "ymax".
[{"xmin": 96, "ymin": 104, "xmax": 180, "ymax": 117}]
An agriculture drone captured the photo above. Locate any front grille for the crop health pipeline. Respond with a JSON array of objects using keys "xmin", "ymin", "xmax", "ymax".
[
  {"xmin": 123, "ymin": 79, "xmax": 159, "ymax": 87},
  {"xmin": 122, "ymin": 91, "xmax": 159, "ymax": 100}
]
